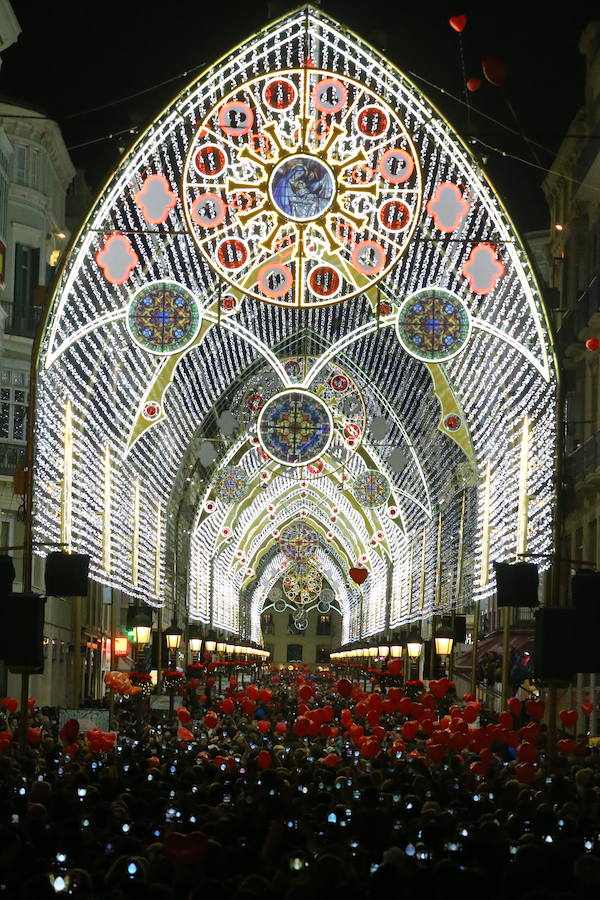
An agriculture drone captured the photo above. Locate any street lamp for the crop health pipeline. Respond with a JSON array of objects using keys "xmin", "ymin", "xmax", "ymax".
[
  {"xmin": 389, "ymin": 635, "xmax": 403, "ymax": 658},
  {"xmin": 406, "ymin": 630, "xmax": 423, "ymax": 679},
  {"xmin": 187, "ymin": 624, "xmax": 202, "ymax": 662},
  {"xmin": 434, "ymin": 626, "xmax": 454, "ymax": 658},
  {"xmin": 131, "ymin": 612, "xmax": 152, "ymax": 740},
  {"xmin": 204, "ymin": 630, "xmax": 217, "ymax": 654},
  {"xmin": 131, "ymin": 616, "xmax": 152, "ymax": 647},
  {"xmin": 165, "ymin": 622, "xmax": 183, "ymax": 666}
]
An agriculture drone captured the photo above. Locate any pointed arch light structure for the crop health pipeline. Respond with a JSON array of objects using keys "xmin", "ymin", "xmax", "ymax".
[{"xmin": 33, "ymin": 6, "xmax": 557, "ymax": 646}]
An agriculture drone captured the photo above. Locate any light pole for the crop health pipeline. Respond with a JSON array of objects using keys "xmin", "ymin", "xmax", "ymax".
[
  {"xmin": 164, "ymin": 621, "xmax": 183, "ymax": 722},
  {"xmin": 433, "ymin": 625, "xmax": 454, "ymax": 677},
  {"xmin": 131, "ymin": 613, "xmax": 152, "ymax": 740}
]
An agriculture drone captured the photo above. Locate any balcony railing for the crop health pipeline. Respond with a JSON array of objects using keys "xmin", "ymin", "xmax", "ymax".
[
  {"xmin": 566, "ymin": 428, "xmax": 600, "ymax": 485},
  {"xmin": 0, "ymin": 442, "xmax": 26, "ymax": 475}
]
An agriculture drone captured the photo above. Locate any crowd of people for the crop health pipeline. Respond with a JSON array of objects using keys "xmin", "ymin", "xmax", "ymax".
[{"xmin": 0, "ymin": 667, "xmax": 599, "ymax": 899}]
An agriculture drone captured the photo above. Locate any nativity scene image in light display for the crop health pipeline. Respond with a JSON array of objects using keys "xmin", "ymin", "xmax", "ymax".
[{"xmin": 33, "ymin": 6, "xmax": 556, "ymax": 648}]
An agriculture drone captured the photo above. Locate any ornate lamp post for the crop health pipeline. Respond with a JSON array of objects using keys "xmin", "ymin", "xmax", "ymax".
[{"xmin": 164, "ymin": 621, "xmax": 183, "ymax": 722}]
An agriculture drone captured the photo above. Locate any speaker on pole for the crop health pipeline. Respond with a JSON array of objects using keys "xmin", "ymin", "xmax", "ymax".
[
  {"xmin": 494, "ymin": 561, "xmax": 539, "ymax": 608},
  {"xmin": 534, "ymin": 608, "xmax": 577, "ymax": 679},
  {"xmin": 45, "ymin": 552, "xmax": 90, "ymax": 597},
  {"xmin": 0, "ymin": 593, "xmax": 46, "ymax": 671}
]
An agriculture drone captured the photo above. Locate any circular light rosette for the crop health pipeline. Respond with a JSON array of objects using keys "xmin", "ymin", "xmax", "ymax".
[
  {"xmin": 257, "ymin": 389, "xmax": 333, "ymax": 467},
  {"xmin": 279, "ymin": 522, "xmax": 319, "ymax": 560},
  {"xmin": 182, "ymin": 69, "xmax": 421, "ymax": 308},
  {"xmin": 396, "ymin": 287, "xmax": 472, "ymax": 363},
  {"xmin": 352, "ymin": 469, "xmax": 391, "ymax": 508},
  {"xmin": 213, "ymin": 465, "xmax": 250, "ymax": 503},
  {"xmin": 126, "ymin": 280, "xmax": 200, "ymax": 355}
]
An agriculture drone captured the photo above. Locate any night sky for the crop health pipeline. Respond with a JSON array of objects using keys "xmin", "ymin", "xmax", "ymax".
[{"xmin": 0, "ymin": 1, "xmax": 592, "ymax": 231}]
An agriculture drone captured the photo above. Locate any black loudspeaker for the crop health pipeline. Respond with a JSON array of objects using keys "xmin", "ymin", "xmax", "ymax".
[
  {"xmin": 494, "ymin": 562, "xmax": 539, "ymax": 608},
  {"xmin": 0, "ymin": 555, "xmax": 16, "ymax": 594},
  {"xmin": 534, "ymin": 608, "xmax": 577, "ymax": 679},
  {"xmin": 0, "ymin": 593, "xmax": 46, "ymax": 671},
  {"xmin": 45, "ymin": 552, "xmax": 90, "ymax": 597},
  {"xmin": 572, "ymin": 571, "xmax": 600, "ymax": 673},
  {"xmin": 453, "ymin": 615, "xmax": 467, "ymax": 644}
]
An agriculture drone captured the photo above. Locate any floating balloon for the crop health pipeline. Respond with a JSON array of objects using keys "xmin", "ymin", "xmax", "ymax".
[
  {"xmin": 466, "ymin": 77, "xmax": 481, "ymax": 92},
  {"xmin": 586, "ymin": 338, "xmax": 599, "ymax": 351},
  {"xmin": 482, "ymin": 56, "xmax": 507, "ymax": 86},
  {"xmin": 349, "ymin": 567, "xmax": 368, "ymax": 585},
  {"xmin": 449, "ymin": 14, "xmax": 467, "ymax": 32}
]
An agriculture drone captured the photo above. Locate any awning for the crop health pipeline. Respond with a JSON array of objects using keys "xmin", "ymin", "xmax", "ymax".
[{"xmin": 455, "ymin": 631, "xmax": 534, "ymax": 673}]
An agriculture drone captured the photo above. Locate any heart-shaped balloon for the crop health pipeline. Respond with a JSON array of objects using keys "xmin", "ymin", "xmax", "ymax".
[
  {"xmin": 402, "ymin": 720, "xmax": 419, "ymax": 741},
  {"xmin": 336, "ymin": 678, "xmax": 353, "ymax": 698},
  {"xmin": 349, "ymin": 567, "xmax": 368, "ymax": 585},
  {"xmin": 515, "ymin": 762, "xmax": 536, "ymax": 784},
  {"xmin": 557, "ymin": 738, "xmax": 578, "ymax": 755},
  {"xmin": 164, "ymin": 831, "xmax": 208, "ymax": 865},
  {"xmin": 581, "ymin": 702, "xmax": 594, "ymax": 716},
  {"xmin": 426, "ymin": 743, "xmax": 445, "ymax": 763},
  {"xmin": 516, "ymin": 742, "xmax": 537, "ymax": 763},
  {"xmin": 449, "ymin": 14, "xmax": 467, "ymax": 32},
  {"xmin": 525, "ymin": 700, "xmax": 545, "ymax": 720},
  {"xmin": 559, "ymin": 709, "xmax": 578, "ymax": 728},
  {"xmin": 482, "ymin": 56, "xmax": 507, "ymax": 86}
]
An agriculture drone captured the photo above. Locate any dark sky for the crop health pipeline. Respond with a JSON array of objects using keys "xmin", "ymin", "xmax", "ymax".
[{"xmin": 1, "ymin": 1, "xmax": 592, "ymax": 231}]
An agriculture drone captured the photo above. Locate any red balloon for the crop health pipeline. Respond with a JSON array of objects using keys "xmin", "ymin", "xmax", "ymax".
[
  {"xmin": 355, "ymin": 700, "xmax": 368, "ymax": 718},
  {"xmin": 449, "ymin": 14, "xmax": 467, "ymax": 33},
  {"xmin": 322, "ymin": 753, "xmax": 341, "ymax": 767},
  {"xmin": 59, "ymin": 718, "xmax": 80, "ymax": 744},
  {"xmin": 257, "ymin": 750, "xmax": 272, "ymax": 769},
  {"xmin": 516, "ymin": 742, "xmax": 537, "ymax": 763},
  {"xmin": 466, "ymin": 77, "xmax": 481, "ymax": 92},
  {"xmin": 275, "ymin": 722, "xmax": 287, "ymax": 735},
  {"xmin": 241, "ymin": 699, "xmax": 256, "ymax": 716},
  {"xmin": 349, "ymin": 566, "xmax": 368, "ymax": 585},
  {"xmin": 557, "ymin": 738, "xmax": 578, "ymax": 755},
  {"xmin": 470, "ymin": 760, "xmax": 489, "ymax": 776},
  {"xmin": 257, "ymin": 688, "xmax": 272, "ymax": 703},
  {"xmin": 246, "ymin": 684, "xmax": 259, "ymax": 700},
  {"xmin": 177, "ymin": 707, "xmax": 191, "ymax": 724},
  {"xmin": 361, "ymin": 738, "xmax": 380, "ymax": 758},
  {"xmin": 299, "ymin": 684, "xmax": 313, "ymax": 701},
  {"xmin": 387, "ymin": 658, "xmax": 403, "ymax": 676},
  {"xmin": 560, "ymin": 708, "xmax": 578, "ymax": 728},
  {"xmin": 204, "ymin": 711, "xmax": 218, "ymax": 730},
  {"xmin": 178, "ymin": 726, "xmax": 194, "ymax": 742},
  {"xmin": 27, "ymin": 697, "xmax": 36, "ymax": 710},
  {"xmin": 398, "ymin": 697, "xmax": 413, "ymax": 716},
  {"xmin": 515, "ymin": 762, "xmax": 536, "ymax": 784},
  {"xmin": 426, "ymin": 744, "xmax": 445, "ymax": 763},
  {"xmin": 322, "ymin": 705, "xmax": 334, "ymax": 722},
  {"xmin": 508, "ymin": 697, "xmax": 522, "ymax": 716},
  {"xmin": 586, "ymin": 338, "xmax": 600, "ymax": 352},
  {"xmin": 482, "ymin": 56, "xmax": 507, "ymax": 86},
  {"xmin": 27, "ymin": 727, "xmax": 41, "ymax": 744},
  {"xmin": 581, "ymin": 702, "xmax": 594, "ymax": 716},
  {"xmin": 366, "ymin": 709, "xmax": 380, "ymax": 727},
  {"xmin": 499, "ymin": 711, "xmax": 513, "ymax": 730},
  {"xmin": 336, "ymin": 679, "xmax": 353, "ymax": 698},
  {"xmin": 520, "ymin": 721, "xmax": 542, "ymax": 743},
  {"xmin": 220, "ymin": 698, "xmax": 234, "ymax": 714},
  {"xmin": 402, "ymin": 721, "xmax": 419, "ymax": 741},
  {"xmin": 257, "ymin": 720, "xmax": 271, "ymax": 733},
  {"xmin": 293, "ymin": 716, "xmax": 310, "ymax": 737},
  {"xmin": 147, "ymin": 756, "xmax": 160, "ymax": 768},
  {"xmin": 1, "ymin": 697, "xmax": 18, "ymax": 715},
  {"xmin": 463, "ymin": 706, "xmax": 478, "ymax": 724}
]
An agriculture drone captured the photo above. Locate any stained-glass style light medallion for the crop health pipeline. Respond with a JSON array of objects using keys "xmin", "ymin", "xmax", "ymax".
[
  {"xmin": 183, "ymin": 69, "xmax": 421, "ymax": 308},
  {"xmin": 396, "ymin": 287, "xmax": 471, "ymax": 363},
  {"xmin": 279, "ymin": 522, "xmax": 319, "ymax": 560},
  {"xmin": 257, "ymin": 389, "xmax": 333, "ymax": 467},
  {"xmin": 352, "ymin": 469, "xmax": 391, "ymax": 508},
  {"xmin": 126, "ymin": 281, "xmax": 200, "ymax": 355},
  {"xmin": 213, "ymin": 465, "xmax": 249, "ymax": 503},
  {"xmin": 283, "ymin": 561, "xmax": 323, "ymax": 604}
]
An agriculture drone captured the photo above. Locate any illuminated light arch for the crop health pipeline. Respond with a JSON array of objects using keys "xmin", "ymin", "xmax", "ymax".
[{"xmin": 33, "ymin": 7, "xmax": 557, "ymax": 648}]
